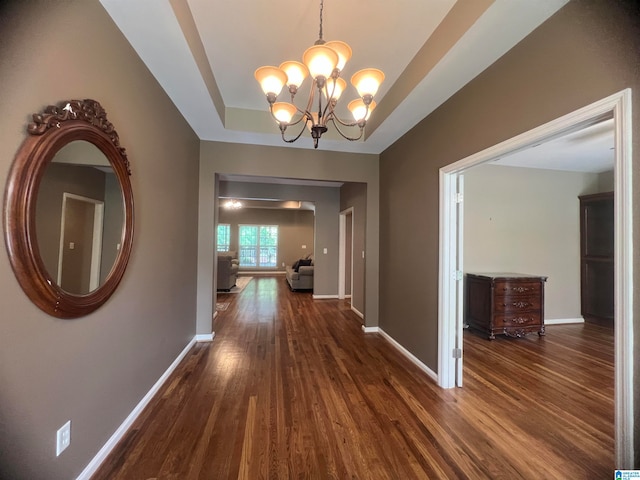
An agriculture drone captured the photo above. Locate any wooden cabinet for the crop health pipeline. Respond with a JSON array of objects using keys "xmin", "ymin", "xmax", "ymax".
[
  {"xmin": 579, "ymin": 192, "xmax": 614, "ymax": 324},
  {"xmin": 465, "ymin": 273, "xmax": 547, "ymax": 340}
]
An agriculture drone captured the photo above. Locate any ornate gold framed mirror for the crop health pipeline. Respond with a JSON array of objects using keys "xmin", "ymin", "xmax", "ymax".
[{"xmin": 3, "ymin": 99, "xmax": 134, "ymax": 318}]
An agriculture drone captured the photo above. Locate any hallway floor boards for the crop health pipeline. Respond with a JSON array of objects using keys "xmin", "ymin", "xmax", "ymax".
[{"xmin": 93, "ymin": 276, "xmax": 614, "ymax": 479}]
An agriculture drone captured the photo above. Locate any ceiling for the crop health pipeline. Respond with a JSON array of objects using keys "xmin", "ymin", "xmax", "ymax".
[
  {"xmin": 99, "ymin": 0, "xmax": 569, "ymax": 155},
  {"xmin": 495, "ymin": 118, "xmax": 615, "ymax": 173}
]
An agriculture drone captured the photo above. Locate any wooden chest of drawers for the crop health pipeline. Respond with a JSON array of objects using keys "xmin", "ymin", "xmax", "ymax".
[{"xmin": 465, "ymin": 273, "xmax": 547, "ymax": 340}]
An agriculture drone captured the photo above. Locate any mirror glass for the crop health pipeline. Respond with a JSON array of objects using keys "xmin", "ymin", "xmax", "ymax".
[{"xmin": 35, "ymin": 141, "xmax": 124, "ymax": 295}]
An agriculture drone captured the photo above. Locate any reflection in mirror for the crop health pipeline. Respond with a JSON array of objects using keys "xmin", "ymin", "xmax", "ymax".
[{"xmin": 35, "ymin": 141, "xmax": 124, "ymax": 295}]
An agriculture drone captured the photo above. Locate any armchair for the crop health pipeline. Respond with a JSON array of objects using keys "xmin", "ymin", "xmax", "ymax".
[{"xmin": 217, "ymin": 251, "xmax": 239, "ymax": 291}]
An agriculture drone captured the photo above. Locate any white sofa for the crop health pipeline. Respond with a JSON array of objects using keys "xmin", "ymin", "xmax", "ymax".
[{"xmin": 285, "ymin": 255, "xmax": 314, "ymax": 291}]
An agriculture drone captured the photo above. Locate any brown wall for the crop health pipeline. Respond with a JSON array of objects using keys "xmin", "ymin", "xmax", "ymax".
[
  {"xmin": 379, "ymin": 0, "xmax": 640, "ymax": 464},
  {"xmin": 36, "ymin": 163, "xmax": 107, "ymax": 282},
  {"xmin": 0, "ymin": 1, "xmax": 200, "ymax": 478}
]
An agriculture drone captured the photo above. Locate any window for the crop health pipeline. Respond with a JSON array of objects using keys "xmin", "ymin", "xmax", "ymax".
[
  {"xmin": 239, "ymin": 225, "xmax": 278, "ymax": 267},
  {"xmin": 216, "ymin": 224, "xmax": 230, "ymax": 252}
]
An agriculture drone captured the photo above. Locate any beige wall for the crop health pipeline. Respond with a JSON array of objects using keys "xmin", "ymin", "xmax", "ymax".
[
  {"xmin": 340, "ymin": 182, "xmax": 367, "ymax": 316},
  {"xmin": 463, "ymin": 164, "xmax": 600, "ymax": 320},
  {"xmin": 598, "ymin": 169, "xmax": 615, "ymax": 192},
  {"xmin": 198, "ymin": 142, "xmax": 379, "ymax": 335},
  {"xmin": 379, "ymin": 0, "xmax": 639, "ymax": 463},
  {"xmin": 0, "ymin": 1, "xmax": 200, "ymax": 478},
  {"xmin": 218, "ymin": 207, "xmax": 315, "ymax": 270}
]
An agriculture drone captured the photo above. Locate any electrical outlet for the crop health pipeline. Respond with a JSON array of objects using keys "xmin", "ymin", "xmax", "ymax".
[
  {"xmin": 56, "ymin": 420, "xmax": 71, "ymax": 456},
  {"xmin": 281, "ymin": 262, "xmax": 285, "ymax": 267}
]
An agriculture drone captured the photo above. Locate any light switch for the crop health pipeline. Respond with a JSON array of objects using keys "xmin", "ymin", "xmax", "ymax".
[
  {"xmin": 302, "ymin": 245, "xmax": 307, "ymax": 249},
  {"xmin": 69, "ymin": 242, "xmax": 75, "ymax": 250},
  {"xmin": 323, "ymin": 248, "xmax": 327, "ymax": 254}
]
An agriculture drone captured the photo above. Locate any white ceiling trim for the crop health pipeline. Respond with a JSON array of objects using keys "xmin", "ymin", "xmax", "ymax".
[
  {"xmin": 100, "ymin": 0, "xmax": 568, "ymax": 154},
  {"xmin": 366, "ymin": 0, "xmax": 570, "ymax": 153},
  {"xmin": 100, "ymin": 0, "xmax": 221, "ymax": 138}
]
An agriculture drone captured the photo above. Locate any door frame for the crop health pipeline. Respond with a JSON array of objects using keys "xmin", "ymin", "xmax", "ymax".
[
  {"xmin": 338, "ymin": 207, "xmax": 354, "ymax": 300},
  {"xmin": 437, "ymin": 89, "xmax": 633, "ymax": 467},
  {"xmin": 57, "ymin": 192, "xmax": 105, "ymax": 291}
]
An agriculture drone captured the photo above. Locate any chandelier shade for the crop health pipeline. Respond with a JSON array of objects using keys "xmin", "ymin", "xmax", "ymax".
[
  {"xmin": 303, "ymin": 45, "xmax": 339, "ymax": 80},
  {"xmin": 324, "ymin": 41, "xmax": 352, "ymax": 72},
  {"xmin": 272, "ymin": 102, "xmax": 298, "ymax": 124},
  {"xmin": 254, "ymin": 66, "xmax": 287, "ymax": 97},
  {"xmin": 351, "ymin": 68, "xmax": 385, "ymax": 98},
  {"xmin": 279, "ymin": 61, "xmax": 308, "ymax": 90},
  {"xmin": 323, "ymin": 77, "xmax": 347, "ymax": 102},
  {"xmin": 254, "ymin": 0, "xmax": 384, "ymax": 148},
  {"xmin": 348, "ymin": 99, "xmax": 376, "ymax": 122}
]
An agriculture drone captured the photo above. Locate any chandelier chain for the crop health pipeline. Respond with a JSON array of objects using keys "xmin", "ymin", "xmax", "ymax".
[{"xmin": 318, "ymin": 0, "xmax": 324, "ymax": 41}]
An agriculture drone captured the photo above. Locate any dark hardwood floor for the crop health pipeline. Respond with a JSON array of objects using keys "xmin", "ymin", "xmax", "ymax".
[{"xmin": 93, "ymin": 276, "xmax": 614, "ymax": 479}]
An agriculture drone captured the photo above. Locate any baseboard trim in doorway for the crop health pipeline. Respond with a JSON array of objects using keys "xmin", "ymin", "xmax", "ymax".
[
  {"xmin": 77, "ymin": 337, "xmax": 197, "ymax": 480},
  {"xmin": 313, "ymin": 294, "xmax": 339, "ymax": 299},
  {"xmin": 361, "ymin": 325, "xmax": 378, "ymax": 333},
  {"xmin": 351, "ymin": 306, "xmax": 364, "ymax": 319},
  {"xmin": 378, "ymin": 328, "xmax": 439, "ymax": 383},
  {"xmin": 545, "ymin": 317, "xmax": 585, "ymax": 325},
  {"xmin": 195, "ymin": 332, "xmax": 215, "ymax": 342},
  {"xmin": 240, "ymin": 271, "xmax": 286, "ymax": 276}
]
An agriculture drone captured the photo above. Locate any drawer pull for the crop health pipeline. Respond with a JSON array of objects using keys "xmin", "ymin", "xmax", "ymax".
[
  {"xmin": 508, "ymin": 316, "xmax": 533, "ymax": 325},
  {"xmin": 504, "ymin": 328, "xmax": 529, "ymax": 338},
  {"xmin": 503, "ymin": 286, "xmax": 532, "ymax": 293},
  {"xmin": 503, "ymin": 301, "xmax": 531, "ymax": 308}
]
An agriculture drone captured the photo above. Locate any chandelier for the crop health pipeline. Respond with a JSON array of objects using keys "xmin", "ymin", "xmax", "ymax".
[
  {"xmin": 223, "ymin": 199, "xmax": 243, "ymax": 209},
  {"xmin": 254, "ymin": 0, "xmax": 384, "ymax": 149}
]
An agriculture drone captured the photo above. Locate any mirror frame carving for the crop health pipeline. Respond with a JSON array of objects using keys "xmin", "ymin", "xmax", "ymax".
[{"xmin": 3, "ymin": 99, "xmax": 134, "ymax": 318}]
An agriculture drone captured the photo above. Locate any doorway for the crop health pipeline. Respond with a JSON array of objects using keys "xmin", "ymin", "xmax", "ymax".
[
  {"xmin": 438, "ymin": 89, "xmax": 633, "ymax": 467},
  {"xmin": 57, "ymin": 192, "xmax": 105, "ymax": 294}
]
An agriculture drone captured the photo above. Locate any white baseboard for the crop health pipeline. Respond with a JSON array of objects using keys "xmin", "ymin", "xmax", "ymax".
[
  {"xmin": 77, "ymin": 336, "xmax": 197, "ymax": 480},
  {"xmin": 378, "ymin": 328, "xmax": 438, "ymax": 383},
  {"xmin": 239, "ymin": 271, "xmax": 286, "ymax": 276},
  {"xmin": 351, "ymin": 306, "xmax": 364, "ymax": 319},
  {"xmin": 195, "ymin": 332, "xmax": 215, "ymax": 342},
  {"xmin": 312, "ymin": 294, "xmax": 339, "ymax": 299},
  {"xmin": 545, "ymin": 317, "xmax": 585, "ymax": 325},
  {"xmin": 361, "ymin": 325, "xmax": 378, "ymax": 333}
]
